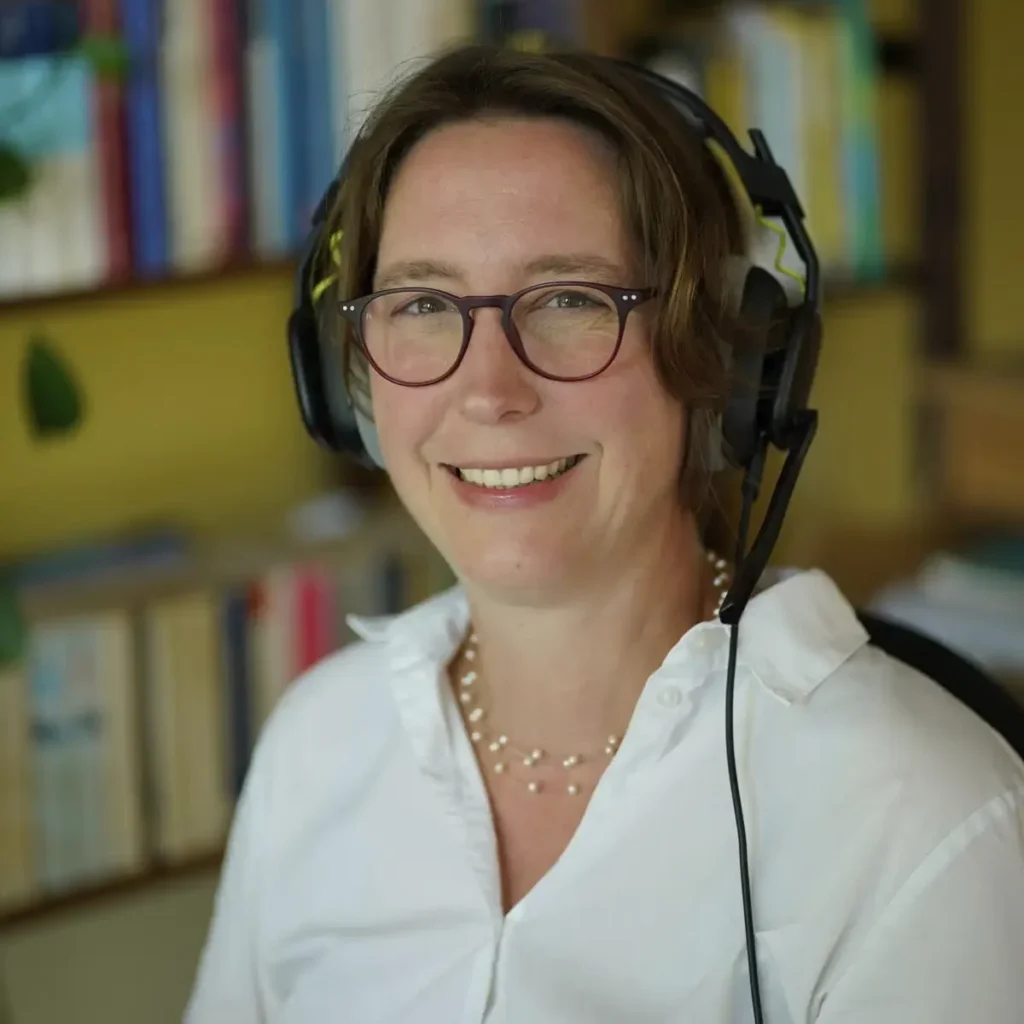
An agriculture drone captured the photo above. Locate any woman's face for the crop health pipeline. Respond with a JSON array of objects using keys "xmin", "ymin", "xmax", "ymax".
[{"xmin": 368, "ymin": 116, "xmax": 688, "ymax": 600}]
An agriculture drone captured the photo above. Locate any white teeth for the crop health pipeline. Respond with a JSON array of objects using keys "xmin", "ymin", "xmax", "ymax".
[{"xmin": 456, "ymin": 456, "xmax": 581, "ymax": 489}]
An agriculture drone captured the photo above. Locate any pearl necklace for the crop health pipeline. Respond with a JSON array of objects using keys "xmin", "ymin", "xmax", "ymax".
[{"xmin": 454, "ymin": 549, "xmax": 732, "ymax": 796}]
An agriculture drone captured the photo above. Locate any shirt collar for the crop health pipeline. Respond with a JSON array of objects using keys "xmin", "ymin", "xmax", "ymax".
[
  {"xmin": 346, "ymin": 568, "xmax": 869, "ymax": 706},
  {"xmin": 347, "ymin": 585, "xmax": 469, "ymax": 668},
  {"xmin": 732, "ymin": 568, "xmax": 870, "ymax": 705}
]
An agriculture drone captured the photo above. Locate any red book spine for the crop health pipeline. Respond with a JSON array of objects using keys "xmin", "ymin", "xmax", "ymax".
[
  {"xmin": 209, "ymin": 0, "xmax": 247, "ymax": 259},
  {"xmin": 295, "ymin": 567, "xmax": 338, "ymax": 672},
  {"xmin": 86, "ymin": 0, "xmax": 132, "ymax": 280}
]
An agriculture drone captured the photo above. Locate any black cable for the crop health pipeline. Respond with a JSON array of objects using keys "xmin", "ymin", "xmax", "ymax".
[{"xmin": 724, "ymin": 462, "xmax": 766, "ymax": 1024}]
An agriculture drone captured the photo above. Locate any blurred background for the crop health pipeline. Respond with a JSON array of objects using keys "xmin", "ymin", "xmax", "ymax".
[{"xmin": 0, "ymin": 0, "xmax": 1021, "ymax": 1021}]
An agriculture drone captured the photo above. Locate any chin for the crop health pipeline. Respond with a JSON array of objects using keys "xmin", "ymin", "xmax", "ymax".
[
  {"xmin": 423, "ymin": 500, "xmax": 584, "ymax": 597},
  {"xmin": 452, "ymin": 541, "xmax": 589, "ymax": 605}
]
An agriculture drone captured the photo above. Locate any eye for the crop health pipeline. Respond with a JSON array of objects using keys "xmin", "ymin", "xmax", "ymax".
[
  {"xmin": 393, "ymin": 293, "xmax": 453, "ymax": 316},
  {"xmin": 542, "ymin": 289, "xmax": 602, "ymax": 310}
]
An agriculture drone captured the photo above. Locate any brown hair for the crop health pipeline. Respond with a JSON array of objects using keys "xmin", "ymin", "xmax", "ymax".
[{"xmin": 314, "ymin": 43, "xmax": 751, "ymax": 504}]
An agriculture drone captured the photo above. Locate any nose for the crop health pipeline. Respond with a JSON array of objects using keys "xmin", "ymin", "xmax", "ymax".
[{"xmin": 454, "ymin": 307, "xmax": 541, "ymax": 425}]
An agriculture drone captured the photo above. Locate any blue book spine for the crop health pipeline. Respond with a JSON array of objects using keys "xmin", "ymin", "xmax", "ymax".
[
  {"xmin": 299, "ymin": 0, "xmax": 336, "ymax": 228},
  {"xmin": 119, "ymin": 0, "xmax": 168, "ymax": 277},
  {"xmin": 266, "ymin": 0, "xmax": 303, "ymax": 250},
  {"xmin": 222, "ymin": 588, "xmax": 252, "ymax": 798}
]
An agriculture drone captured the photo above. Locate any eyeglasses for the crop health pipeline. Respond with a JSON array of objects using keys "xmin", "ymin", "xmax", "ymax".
[{"xmin": 338, "ymin": 281, "xmax": 656, "ymax": 386}]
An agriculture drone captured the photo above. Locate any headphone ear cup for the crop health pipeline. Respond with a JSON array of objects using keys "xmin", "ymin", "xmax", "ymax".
[
  {"xmin": 720, "ymin": 266, "xmax": 790, "ymax": 470},
  {"xmin": 770, "ymin": 302, "xmax": 822, "ymax": 450},
  {"xmin": 288, "ymin": 307, "xmax": 364, "ymax": 456}
]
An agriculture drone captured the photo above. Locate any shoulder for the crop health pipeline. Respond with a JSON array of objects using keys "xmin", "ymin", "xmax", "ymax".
[
  {"xmin": 257, "ymin": 583, "xmax": 466, "ymax": 760},
  {"xmin": 743, "ymin": 570, "xmax": 1024, "ymax": 983},
  {"xmin": 794, "ymin": 652, "xmax": 1024, "ymax": 1018},
  {"xmin": 818, "ymin": 622, "xmax": 1024, "ymax": 810},
  {"xmin": 747, "ymin": 567, "xmax": 1023, "ymax": 798},
  {"xmin": 749, "ymin": 569, "xmax": 1024, "ymax": 906},
  {"xmin": 240, "ymin": 586, "xmax": 466, "ymax": 843},
  {"xmin": 241, "ymin": 641, "xmax": 397, "ymax": 829},
  {"xmin": 265, "ymin": 637, "xmax": 397, "ymax": 752},
  {"xmin": 230, "ymin": 644, "xmax": 400, "ymax": 886}
]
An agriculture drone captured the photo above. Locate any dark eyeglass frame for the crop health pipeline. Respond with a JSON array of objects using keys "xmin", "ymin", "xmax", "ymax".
[{"xmin": 337, "ymin": 281, "xmax": 657, "ymax": 387}]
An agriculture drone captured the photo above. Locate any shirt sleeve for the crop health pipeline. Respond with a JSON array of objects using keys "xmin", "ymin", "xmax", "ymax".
[
  {"xmin": 816, "ymin": 787, "xmax": 1024, "ymax": 1022},
  {"xmin": 183, "ymin": 735, "xmax": 271, "ymax": 1023}
]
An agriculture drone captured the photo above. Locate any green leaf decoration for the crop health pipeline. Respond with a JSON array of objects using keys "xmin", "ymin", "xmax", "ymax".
[
  {"xmin": 0, "ymin": 141, "xmax": 31, "ymax": 204},
  {"xmin": 23, "ymin": 335, "xmax": 85, "ymax": 438},
  {"xmin": 78, "ymin": 33, "xmax": 130, "ymax": 82},
  {"xmin": 0, "ymin": 577, "xmax": 26, "ymax": 668}
]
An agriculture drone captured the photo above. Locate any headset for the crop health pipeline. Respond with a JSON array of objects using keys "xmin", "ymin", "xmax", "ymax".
[{"xmin": 287, "ymin": 54, "xmax": 823, "ymax": 1024}]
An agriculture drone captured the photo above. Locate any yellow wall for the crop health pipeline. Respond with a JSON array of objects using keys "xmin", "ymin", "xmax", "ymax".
[{"xmin": 0, "ymin": 270, "xmax": 335, "ymax": 561}]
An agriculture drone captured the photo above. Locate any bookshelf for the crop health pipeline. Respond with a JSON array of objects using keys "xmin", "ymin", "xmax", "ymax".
[
  {"xmin": 0, "ymin": 3, "xmax": 925, "ymax": 310},
  {"xmin": 0, "ymin": 849, "xmax": 223, "ymax": 930},
  {"xmin": 0, "ymin": 255, "xmax": 296, "ymax": 314},
  {"xmin": 0, "ymin": 494, "xmax": 454, "ymax": 930}
]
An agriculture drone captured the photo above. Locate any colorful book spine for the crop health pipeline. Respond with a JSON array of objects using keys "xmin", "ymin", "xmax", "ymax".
[
  {"xmin": 86, "ymin": 0, "xmax": 133, "ymax": 281},
  {"xmin": 119, "ymin": 0, "xmax": 169, "ymax": 276}
]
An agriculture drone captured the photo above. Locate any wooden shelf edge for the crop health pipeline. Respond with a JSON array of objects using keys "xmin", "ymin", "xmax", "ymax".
[
  {"xmin": 922, "ymin": 357, "xmax": 1024, "ymax": 397},
  {"xmin": 0, "ymin": 256, "xmax": 297, "ymax": 314},
  {"xmin": 0, "ymin": 260, "xmax": 921, "ymax": 317},
  {"xmin": 0, "ymin": 849, "xmax": 223, "ymax": 931},
  {"xmin": 17, "ymin": 493, "xmax": 422, "ymax": 621}
]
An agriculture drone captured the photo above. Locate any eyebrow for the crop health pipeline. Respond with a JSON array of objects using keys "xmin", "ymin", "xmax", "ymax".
[
  {"xmin": 373, "ymin": 260, "xmax": 461, "ymax": 291},
  {"xmin": 373, "ymin": 253, "xmax": 629, "ymax": 291},
  {"xmin": 522, "ymin": 254, "xmax": 627, "ymax": 281}
]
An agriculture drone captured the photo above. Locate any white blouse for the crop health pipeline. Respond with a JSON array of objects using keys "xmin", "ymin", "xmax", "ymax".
[{"xmin": 185, "ymin": 569, "xmax": 1024, "ymax": 1023}]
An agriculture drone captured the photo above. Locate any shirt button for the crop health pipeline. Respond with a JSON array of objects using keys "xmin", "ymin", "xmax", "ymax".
[{"xmin": 658, "ymin": 686, "xmax": 684, "ymax": 709}]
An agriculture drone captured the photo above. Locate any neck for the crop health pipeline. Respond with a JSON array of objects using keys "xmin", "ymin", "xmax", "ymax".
[{"xmin": 457, "ymin": 508, "xmax": 720, "ymax": 757}]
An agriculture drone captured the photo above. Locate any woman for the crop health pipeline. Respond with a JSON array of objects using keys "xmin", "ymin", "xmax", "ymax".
[{"xmin": 187, "ymin": 45, "xmax": 1024, "ymax": 1023}]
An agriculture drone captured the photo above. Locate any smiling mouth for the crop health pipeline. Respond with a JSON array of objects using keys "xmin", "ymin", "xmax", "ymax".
[{"xmin": 444, "ymin": 454, "xmax": 586, "ymax": 490}]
